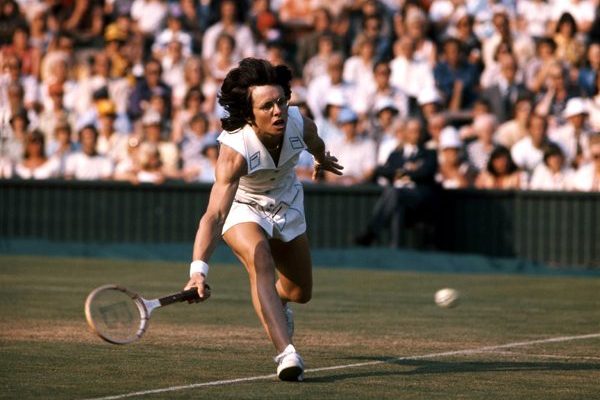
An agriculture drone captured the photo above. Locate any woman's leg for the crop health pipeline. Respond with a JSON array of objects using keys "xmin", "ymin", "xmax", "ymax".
[
  {"xmin": 270, "ymin": 233, "xmax": 313, "ymax": 305},
  {"xmin": 223, "ymin": 222, "xmax": 290, "ymax": 353}
]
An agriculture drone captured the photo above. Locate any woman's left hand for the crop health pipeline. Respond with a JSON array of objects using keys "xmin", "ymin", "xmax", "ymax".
[{"xmin": 313, "ymin": 151, "xmax": 344, "ymax": 180}]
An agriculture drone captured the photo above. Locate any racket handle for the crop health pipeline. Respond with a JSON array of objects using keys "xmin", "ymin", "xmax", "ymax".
[{"xmin": 159, "ymin": 284, "xmax": 211, "ymax": 306}]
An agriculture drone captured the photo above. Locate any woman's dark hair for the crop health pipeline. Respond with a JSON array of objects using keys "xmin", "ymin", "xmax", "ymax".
[
  {"xmin": 542, "ymin": 142, "xmax": 564, "ymax": 164},
  {"xmin": 556, "ymin": 12, "xmax": 578, "ymax": 36},
  {"xmin": 486, "ymin": 145, "xmax": 517, "ymax": 177},
  {"xmin": 218, "ymin": 58, "xmax": 292, "ymax": 132},
  {"xmin": 23, "ymin": 130, "xmax": 45, "ymax": 159}
]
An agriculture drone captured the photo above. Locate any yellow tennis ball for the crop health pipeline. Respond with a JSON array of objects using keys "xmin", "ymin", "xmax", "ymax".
[{"xmin": 434, "ymin": 288, "xmax": 460, "ymax": 308}]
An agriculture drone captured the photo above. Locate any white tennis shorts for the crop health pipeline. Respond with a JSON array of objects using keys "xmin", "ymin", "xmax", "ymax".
[{"xmin": 222, "ymin": 187, "xmax": 306, "ymax": 242}]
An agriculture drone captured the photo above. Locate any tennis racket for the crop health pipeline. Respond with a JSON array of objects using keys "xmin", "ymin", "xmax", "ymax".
[{"xmin": 84, "ymin": 284, "xmax": 210, "ymax": 345}]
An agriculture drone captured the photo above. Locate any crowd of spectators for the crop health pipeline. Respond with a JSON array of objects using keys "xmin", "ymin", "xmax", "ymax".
[{"xmin": 1, "ymin": 0, "xmax": 600, "ymax": 191}]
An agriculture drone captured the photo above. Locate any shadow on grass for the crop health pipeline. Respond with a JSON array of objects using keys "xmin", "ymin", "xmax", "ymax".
[{"xmin": 306, "ymin": 358, "xmax": 600, "ymax": 383}]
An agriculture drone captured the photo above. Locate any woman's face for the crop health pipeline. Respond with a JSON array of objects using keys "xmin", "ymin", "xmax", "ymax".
[{"xmin": 250, "ymin": 85, "xmax": 289, "ymax": 137}]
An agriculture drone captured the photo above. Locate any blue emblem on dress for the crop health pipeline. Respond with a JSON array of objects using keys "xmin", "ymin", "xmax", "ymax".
[
  {"xmin": 289, "ymin": 136, "xmax": 303, "ymax": 150},
  {"xmin": 249, "ymin": 151, "xmax": 261, "ymax": 170}
]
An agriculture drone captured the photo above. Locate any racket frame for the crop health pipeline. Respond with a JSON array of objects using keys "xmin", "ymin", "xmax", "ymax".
[{"xmin": 84, "ymin": 284, "xmax": 203, "ymax": 345}]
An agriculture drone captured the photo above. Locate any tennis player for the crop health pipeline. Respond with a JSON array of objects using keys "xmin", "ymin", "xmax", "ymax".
[{"xmin": 184, "ymin": 58, "xmax": 343, "ymax": 381}]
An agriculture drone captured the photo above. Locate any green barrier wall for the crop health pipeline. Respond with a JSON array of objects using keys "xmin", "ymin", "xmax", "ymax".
[{"xmin": 1, "ymin": 179, "xmax": 598, "ymax": 267}]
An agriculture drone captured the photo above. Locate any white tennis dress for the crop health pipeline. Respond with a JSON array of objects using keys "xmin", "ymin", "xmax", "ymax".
[{"xmin": 218, "ymin": 106, "xmax": 308, "ymax": 242}]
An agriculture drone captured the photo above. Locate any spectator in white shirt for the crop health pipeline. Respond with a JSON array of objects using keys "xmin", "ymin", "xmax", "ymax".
[
  {"xmin": 152, "ymin": 13, "xmax": 193, "ymax": 58},
  {"xmin": 14, "ymin": 130, "xmax": 60, "ymax": 180},
  {"xmin": 550, "ymin": 97, "xmax": 593, "ymax": 169},
  {"xmin": 201, "ymin": 0, "xmax": 255, "ymax": 62},
  {"xmin": 529, "ymin": 142, "xmax": 575, "ymax": 190},
  {"xmin": 467, "ymin": 113, "xmax": 498, "ymax": 171},
  {"xmin": 390, "ymin": 35, "xmax": 435, "ymax": 100},
  {"xmin": 325, "ymin": 108, "xmax": 376, "ymax": 185},
  {"xmin": 511, "ymin": 113, "xmax": 553, "ymax": 179},
  {"xmin": 306, "ymin": 53, "xmax": 356, "ymax": 121},
  {"xmin": 65, "ymin": 125, "xmax": 113, "ymax": 180},
  {"xmin": 570, "ymin": 136, "xmax": 600, "ymax": 191}
]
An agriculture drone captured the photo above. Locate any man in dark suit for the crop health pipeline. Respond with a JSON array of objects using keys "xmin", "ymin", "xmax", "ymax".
[
  {"xmin": 481, "ymin": 53, "xmax": 530, "ymax": 123},
  {"xmin": 355, "ymin": 118, "xmax": 438, "ymax": 247}
]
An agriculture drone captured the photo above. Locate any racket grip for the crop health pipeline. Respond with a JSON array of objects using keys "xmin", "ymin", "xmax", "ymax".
[{"xmin": 159, "ymin": 284, "xmax": 211, "ymax": 306}]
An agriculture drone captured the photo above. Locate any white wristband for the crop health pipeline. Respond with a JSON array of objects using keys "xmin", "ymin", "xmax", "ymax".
[{"xmin": 190, "ymin": 260, "xmax": 209, "ymax": 278}]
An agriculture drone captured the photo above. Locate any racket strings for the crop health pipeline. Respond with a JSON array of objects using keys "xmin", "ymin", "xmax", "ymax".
[{"xmin": 86, "ymin": 287, "xmax": 147, "ymax": 344}]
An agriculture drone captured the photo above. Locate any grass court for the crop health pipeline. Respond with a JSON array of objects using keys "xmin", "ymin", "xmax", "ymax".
[{"xmin": 1, "ymin": 255, "xmax": 599, "ymax": 399}]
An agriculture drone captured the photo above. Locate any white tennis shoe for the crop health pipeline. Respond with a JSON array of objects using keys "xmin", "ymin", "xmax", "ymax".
[
  {"xmin": 274, "ymin": 344, "xmax": 304, "ymax": 381},
  {"xmin": 283, "ymin": 303, "xmax": 294, "ymax": 339}
]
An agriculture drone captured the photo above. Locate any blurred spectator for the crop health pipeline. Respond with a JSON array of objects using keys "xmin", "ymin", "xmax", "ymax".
[
  {"xmin": 313, "ymin": 89, "xmax": 346, "ymax": 147},
  {"xmin": 578, "ymin": 42, "xmax": 600, "ymax": 97},
  {"xmin": 343, "ymin": 36, "xmax": 377, "ymax": 106},
  {"xmin": 434, "ymin": 37, "xmax": 480, "ymax": 111},
  {"xmin": 529, "ymin": 142, "xmax": 575, "ymax": 190},
  {"xmin": 525, "ymin": 37, "xmax": 560, "ymax": 93},
  {"xmin": 48, "ymin": 121, "xmax": 77, "ymax": 176},
  {"xmin": 131, "ymin": 0, "xmax": 168, "ymax": 37},
  {"xmin": 496, "ymin": 95, "xmax": 532, "ymax": 148},
  {"xmin": 202, "ymin": 0, "xmax": 255, "ymax": 62},
  {"xmin": 534, "ymin": 61, "xmax": 581, "ymax": 129},
  {"xmin": 370, "ymin": 97, "xmax": 401, "ymax": 145},
  {"xmin": 354, "ymin": 117, "xmax": 438, "ymax": 247},
  {"xmin": 65, "ymin": 125, "xmax": 113, "ymax": 180},
  {"xmin": 481, "ymin": 53, "xmax": 530, "ymax": 123},
  {"xmin": 295, "ymin": 7, "xmax": 343, "ymax": 69},
  {"xmin": 0, "ymin": 24, "xmax": 40, "ymax": 78},
  {"xmin": 467, "ymin": 114, "xmax": 498, "ymax": 171},
  {"xmin": 172, "ymin": 87, "xmax": 205, "ymax": 143},
  {"xmin": 553, "ymin": 12, "xmax": 585, "ymax": 66},
  {"xmin": 436, "ymin": 126, "xmax": 476, "ymax": 189},
  {"xmin": 206, "ymin": 32, "xmax": 239, "ymax": 85},
  {"xmin": 377, "ymin": 119, "xmax": 404, "ymax": 167},
  {"xmin": 0, "ymin": 0, "xmax": 28, "ymax": 46},
  {"xmin": 141, "ymin": 110, "xmax": 179, "ymax": 178},
  {"xmin": 550, "ymin": 0, "xmax": 596, "ymax": 33},
  {"xmin": 1, "ymin": 54, "xmax": 39, "ymax": 111},
  {"xmin": 180, "ymin": 112, "xmax": 215, "ymax": 170},
  {"xmin": 403, "ymin": 6, "xmax": 436, "ymax": 67},
  {"xmin": 570, "ymin": 135, "xmax": 600, "ymax": 191},
  {"xmin": 306, "ymin": 53, "xmax": 355, "ymax": 121},
  {"xmin": 390, "ymin": 36, "xmax": 435, "ymax": 102},
  {"xmin": 127, "ymin": 58, "xmax": 172, "ymax": 122},
  {"xmin": 160, "ymin": 40, "xmax": 187, "ymax": 101},
  {"xmin": 475, "ymin": 145, "xmax": 523, "ymax": 189},
  {"xmin": 361, "ymin": 61, "xmax": 408, "ymax": 121},
  {"xmin": 588, "ymin": 72, "xmax": 600, "ymax": 131},
  {"xmin": 517, "ymin": 0, "xmax": 552, "ymax": 40},
  {"xmin": 37, "ymin": 82, "xmax": 75, "ymax": 144},
  {"xmin": 424, "ymin": 113, "xmax": 447, "ymax": 151},
  {"xmin": 96, "ymin": 100, "xmax": 129, "ymax": 163},
  {"xmin": 302, "ymin": 32, "xmax": 338, "ymax": 85},
  {"xmin": 137, "ymin": 143, "xmax": 166, "ymax": 184},
  {"xmin": 183, "ymin": 136, "xmax": 218, "ymax": 183},
  {"xmin": 512, "ymin": 113, "xmax": 554, "ymax": 178},
  {"xmin": 14, "ymin": 130, "xmax": 59, "ymax": 179},
  {"xmin": 325, "ymin": 108, "xmax": 376, "ymax": 185},
  {"xmin": 153, "ymin": 12, "xmax": 193, "ymax": 58},
  {"xmin": 550, "ymin": 97, "xmax": 593, "ymax": 169},
  {"xmin": 4, "ymin": 108, "xmax": 28, "ymax": 163},
  {"xmin": 114, "ymin": 136, "xmax": 142, "ymax": 183}
]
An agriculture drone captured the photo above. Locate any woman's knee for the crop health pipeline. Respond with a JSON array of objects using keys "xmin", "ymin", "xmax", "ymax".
[{"xmin": 286, "ymin": 284, "xmax": 312, "ymax": 304}]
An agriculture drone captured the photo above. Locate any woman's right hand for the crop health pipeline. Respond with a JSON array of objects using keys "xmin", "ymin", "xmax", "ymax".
[{"xmin": 184, "ymin": 272, "xmax": 211, "ymax": 303}]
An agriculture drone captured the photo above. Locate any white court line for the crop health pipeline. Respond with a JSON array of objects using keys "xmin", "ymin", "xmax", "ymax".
[
  {"xmin": 82, "ymin": 332, "xmax": 600, "ymax": 400},
  {"xmin": 487, "ymin": 350, "xmax": 600, "ymax": 361}
]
